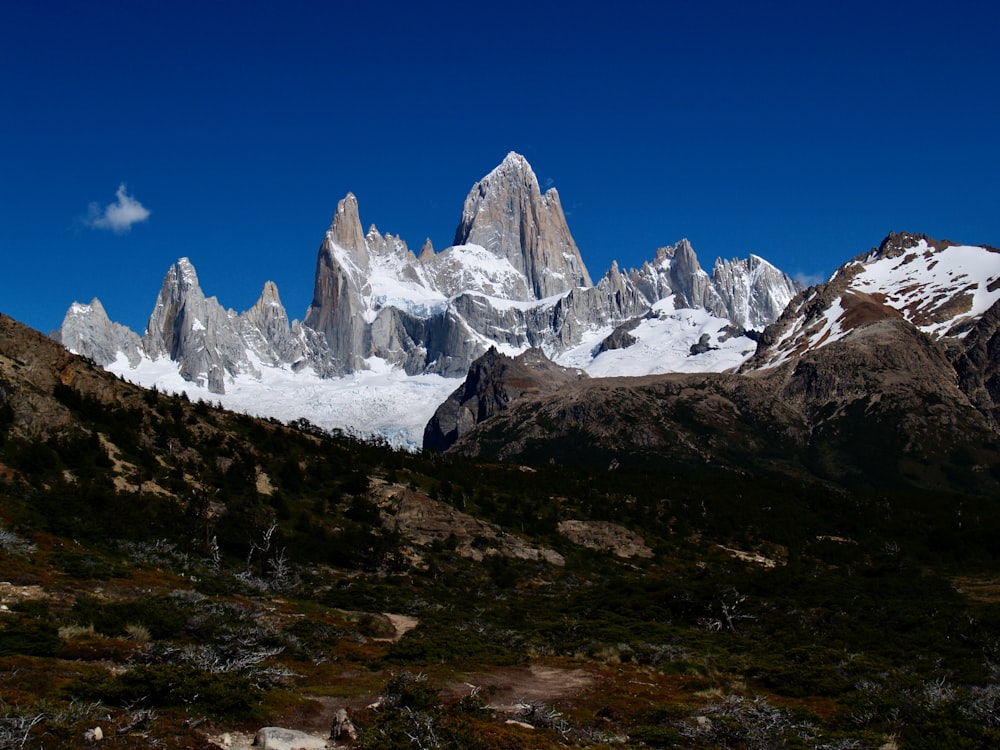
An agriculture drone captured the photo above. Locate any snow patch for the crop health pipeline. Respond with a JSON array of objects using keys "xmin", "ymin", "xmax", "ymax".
[
  {"xmin": 556, "ymin": 304, "xmax": 755, "ymax": 376},
  {"xmin": 106, "ymin": 353, "xmax": 460, "ymax": 451},
  {"xmin": 853, "ymin": 242, "xmax": 1000, "ymax": 336}
]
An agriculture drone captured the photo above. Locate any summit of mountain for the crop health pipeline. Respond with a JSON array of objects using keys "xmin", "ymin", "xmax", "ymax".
[
  {"xmin": 744, "ymin": 232, "xmax": 1000, "ymax": 371},
  {"xmin": 451, "ymin": 151, "xmax": 593, "ymax": 298}
]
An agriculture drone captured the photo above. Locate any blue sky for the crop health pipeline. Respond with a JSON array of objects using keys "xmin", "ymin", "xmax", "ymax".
[{"xmin": 2, "ymin": 0, "xmax": 998, "ymax": 335}]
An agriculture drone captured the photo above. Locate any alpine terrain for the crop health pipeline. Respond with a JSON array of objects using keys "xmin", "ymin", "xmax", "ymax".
[
  {"xmin": 56, "ymin": 152, "xmax": 799, "ymax": 446},
  {"xmin": 3, "ymin": 161, "xmax": 1000, "ymax": 750},
  {"xmin": 426, "ymin": 231, "xmax": 1000, "ymax": 495}
]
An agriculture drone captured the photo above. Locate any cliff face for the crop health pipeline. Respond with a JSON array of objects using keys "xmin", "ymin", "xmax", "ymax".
[
  {"xmin": 423, "ymin": 347, "xmax": 588, "ymax": 452},
  {"xmin": 302, "ymin": 194, "xmax": 374, "ymax": 374},
  {"xmin": 452, "ymin": 152, "xmax": 592, "ymax": 299},
  {"xmin": 55, "ymin": 298, "xmax": 143, "ymax": 368}
]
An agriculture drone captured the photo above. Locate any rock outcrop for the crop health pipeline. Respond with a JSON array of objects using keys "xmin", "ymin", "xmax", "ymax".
[
  {"xmin": 371, "ymin": 479, "xmax": 564, "ymax": 565},
  {"xmin": 251, "ymin": 726, "xmax": 327, "ymax": 750},
  {"xmin": 423, "ymin": 347, "xmax": 588, "ymax": 452},
  {"xmin": 54, "ymin": 298, "xmax": 143, "ymax": 368},
  {"xmin": 452, "ymin": 151, "xmax": 592, "ymax": 298}
]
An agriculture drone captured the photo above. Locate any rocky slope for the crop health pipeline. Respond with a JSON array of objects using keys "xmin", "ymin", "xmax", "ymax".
[
  {"xmin": 744, "ymin": 232, "xmax": 1000, "ymax": 370},
  {"xmin": 423, "ymin": 347, "xmax": 588, "ymax": 452},
  {"xmin": 425, "ymin": 233, "xmax": 1000, "ymax": 494}
]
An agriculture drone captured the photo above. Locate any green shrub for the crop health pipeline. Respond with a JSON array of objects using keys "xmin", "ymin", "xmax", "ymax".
[
  {"xmin": 0, "ymin": 620, "xmax": 59, "ymax": 656},
  {"xmin": 71, "ymin": 663, "xmax": 261, "ymax": 717},
  {"xmin": 69, "ymin": 594, "xmax": 190, "ymax": 640}
]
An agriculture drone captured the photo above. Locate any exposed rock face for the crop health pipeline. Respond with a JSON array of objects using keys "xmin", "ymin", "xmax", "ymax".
[
  {"xmin": 453, "ymin": 151, "xmax": 592, "ymax": 298},
  {"xmin": 371, "ymin": 479, "xmax": 564, "ymax": 565},
  {"xmin": 144, "ymin": 259, "xmax": 231, "ymax": 392},
  {"xmin": 301, "ymin": 194, "xmax": 373, "ymax": 374},
  {"xmin": 55, "ymin": 298, "xmax": 143, "ymax": 367},
  {"xmin": 239, "ymin": 281, "xmax": 306, "ymax": 367},
  {"xmin": 251, "ymin": 726, "xmax": 327, "ymax": 750},
  {"xmin": 711, "ymin": 254, "xmax": 801, "ymax": 329},
  {"xmin": 56, "ymin": 260, "xmax": 342, "ymax": 395},
  {"xmin": 628, "ymin": 242, "xmax": 800, "ymax": 330},
  {"xmin": 423, "ymin": 347, "xmax": 588, "ymax": 452},
  {"xmin": 143, "ymin": 259, "xmax": 289, "ymax": 393},
  {"xmin": 950, "ymin": 299, "xmax": 1000, "ymax": 430},
  {"xmin": 556, "ymin": 520, "xmax": 654, "ymax": 559}
]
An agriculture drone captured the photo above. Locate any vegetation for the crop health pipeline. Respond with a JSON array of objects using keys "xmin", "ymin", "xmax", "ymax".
[{"xmin": 0, "ymin": 374, "xmax": 998, "ymax": 748}]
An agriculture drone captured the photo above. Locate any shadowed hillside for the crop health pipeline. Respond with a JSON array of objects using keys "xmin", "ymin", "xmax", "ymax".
[{"xmin": 2, "ymin": 312, "xmax": 1000, "ymax": 749}]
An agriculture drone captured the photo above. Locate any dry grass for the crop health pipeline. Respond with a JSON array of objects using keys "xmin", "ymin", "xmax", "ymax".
[{"xmin": 952, "ymin": 576, "xmax": 1000, "ymax": 603}]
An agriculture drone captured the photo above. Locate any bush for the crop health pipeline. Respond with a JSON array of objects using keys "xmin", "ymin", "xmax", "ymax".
[
  {"xmin": 71, "ymin": 663, "xmax": 261, "ymax": 717},
  {"xmin": 69, "ymin": 593, "xmax": 190, "ymax": 640},
  {"xmin": 0, "ymin": 620, "xmax": 59, "ymax": 657}
]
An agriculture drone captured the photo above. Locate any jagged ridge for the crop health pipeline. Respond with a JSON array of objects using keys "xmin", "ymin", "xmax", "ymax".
[{"xmin": 57, "ymin": 153, "xmax": 801, "ymax": 442}]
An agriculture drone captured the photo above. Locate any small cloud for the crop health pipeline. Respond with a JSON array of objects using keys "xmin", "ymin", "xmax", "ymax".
[
  {"xmin": 85, "ymin": 183, "xmax": 151, "ymax": 233},
  {"xmin": 543, "ymin": 177, "xmax": 555, "ymax": 189},
  {"xmin": 793, "ymin": 270, "xmax": 828, "ymax": 288}
]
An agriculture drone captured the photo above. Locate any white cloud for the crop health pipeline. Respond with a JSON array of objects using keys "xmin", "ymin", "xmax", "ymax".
[
  {"xmin": 86, "ymin": 183, "xmax": 151, "ymax": 233},
  {"xmin": 793, "ymin": 270, "xmax": 828, "ymax": 288}
]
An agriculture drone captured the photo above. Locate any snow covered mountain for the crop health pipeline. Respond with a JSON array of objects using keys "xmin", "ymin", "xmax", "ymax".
[
  {"xmin": 744, "ymin": 232, "xmax": 1000, "ymax": 371},
  {"xmin": 56, "ymin": 152, "xmax": 800, "ymax": 446},
  {"xmin": 426, "ymin": 232, "xmax": 1000, "ymax": 491}
]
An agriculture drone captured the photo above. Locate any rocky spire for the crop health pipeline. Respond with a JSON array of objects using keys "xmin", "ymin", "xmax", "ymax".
[
  {"xmin": 328, "ymin": 193, "xmax": 368, "ymax": 261},
  {"xmin": 55, "ymin": 297, "xmax": 143, "ymax": 367},
  {"xmin": 239, "ymin": 281, "xmax": 304, "ymax": 365},
  {"xmin": 418, "ymin": 238, "xmax": 435, "ymax": 262},
  {"xmin": 302, "ymin": 197, "xmax": 372, "ymax": 373},
  {"xmin": 452, "ymin": 152, "xmax": 592, "ymax": 299},
  {"xmin": 142, "ymin": 258, "xmax": 254, "ymax": 393}
]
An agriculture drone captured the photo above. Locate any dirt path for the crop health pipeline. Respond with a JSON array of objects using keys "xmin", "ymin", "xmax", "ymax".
[
  {"xmin": 204, "ymin": 662, "xmax": 596, "ymax": 748},
  {"xmin": 442, "ymin": 664, "xmax": 596, "ymax": 711},
  {"xmin": 382, "ymin": 612, "xmax": 419, "ymax": 640}
]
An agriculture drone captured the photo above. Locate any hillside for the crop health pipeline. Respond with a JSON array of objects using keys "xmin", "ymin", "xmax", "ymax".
[
  {"xmin": 427, "ymin": 232, "xmax": 1000, "ymax": 497},
  {"xmin": 2, "ymin": 311, "xmax": 1000, "ymax": 748}
]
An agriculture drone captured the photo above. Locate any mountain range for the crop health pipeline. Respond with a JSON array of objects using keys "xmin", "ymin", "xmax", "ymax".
[
  {"xmin": 426, "ymin": 231, "xmax": 1000, "ymax": 495},
  {"xmin": 56, "ymin": 152, "xmax": 800, "ymax": 445},
  {"xmin": 53, "ymin": 154, "xmax": 1000, "ymax": 479}
]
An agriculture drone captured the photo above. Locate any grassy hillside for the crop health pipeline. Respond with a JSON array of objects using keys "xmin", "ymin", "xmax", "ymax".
[{"xmin": 1, "ymin": 316, "xmax": 999, "ymax": 748}]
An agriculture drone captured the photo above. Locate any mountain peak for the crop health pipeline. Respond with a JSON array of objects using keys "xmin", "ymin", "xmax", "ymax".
[
  {"xmin": 56, "ymin": 295, "xmax": 143, "ymax": 368},
  {"xmin": 497, "ymin": 150, "xmax": 530, "ymax": 171},
  {"xmin": 258, "ymin": 280, "xmax": 281, "ymax": 304},
  {"xmin": 452, "ymin": 153, "xmax": 592, "ymax": 298},
  {"xmin": 874, "ymin": 230, "xmax": 939, "ymax": 260},
  {"xmin": 158, "ymin": 257, "xmax": 202, "ymax": 295},
  {"xmin": 327, "ymin": 193, "xmax": 368, "ymax": 256}
]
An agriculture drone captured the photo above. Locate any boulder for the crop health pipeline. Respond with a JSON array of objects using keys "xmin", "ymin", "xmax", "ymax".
[{"xmin": 252, "ymin": 726, "xmax": 327, "ymax": 750}]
